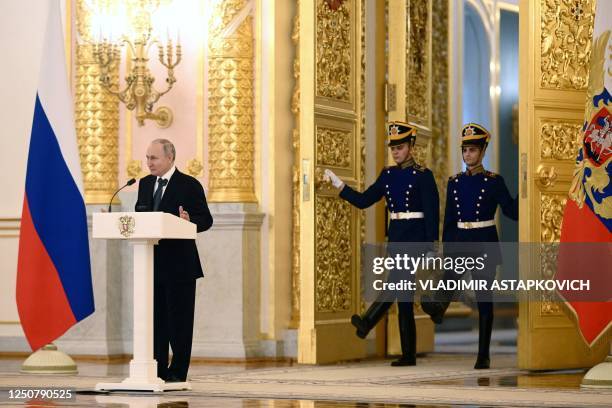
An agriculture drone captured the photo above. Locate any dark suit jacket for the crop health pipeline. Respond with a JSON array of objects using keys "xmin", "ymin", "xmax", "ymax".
[{"xmin": 135, "ymin": 169, "xmax": 213, "ymax": 283}]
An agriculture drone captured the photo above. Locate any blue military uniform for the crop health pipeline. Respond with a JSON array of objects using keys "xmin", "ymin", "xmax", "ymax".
[
  {"xmin": 442, "ymin": 166, "xmax": 518, "ymax": 263},
  {"xmin": 340, "ymin": 159, "xmax": 439, "ymax": 242},
  {"xmin": 422, "ymin": 122, "xmax": 518, "ymax": 369},
  {"xmin": 341, "ymin": 121, "xmax": 439, "ymax": 366}
]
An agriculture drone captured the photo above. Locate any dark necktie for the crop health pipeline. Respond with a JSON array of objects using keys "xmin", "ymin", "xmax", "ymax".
[{"xmin": 152, "ymin": 178, "xmax": 168, "ymax": 211}]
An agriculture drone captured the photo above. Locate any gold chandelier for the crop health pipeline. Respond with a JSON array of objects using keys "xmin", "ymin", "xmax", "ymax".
[{"xmin": 85, "ymin": 1, "xmax": 182, "ymax": 128}]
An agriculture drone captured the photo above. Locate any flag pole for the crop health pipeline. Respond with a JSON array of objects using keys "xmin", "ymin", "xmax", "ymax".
[{"xmin": 581, "ymin": 339, "xmax": 612, "ymax": 389}]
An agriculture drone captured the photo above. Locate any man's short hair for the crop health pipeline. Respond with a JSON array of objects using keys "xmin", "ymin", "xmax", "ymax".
[{"xmin": 152, "ymin": 139, "xmax": 176, "ymax": 161}]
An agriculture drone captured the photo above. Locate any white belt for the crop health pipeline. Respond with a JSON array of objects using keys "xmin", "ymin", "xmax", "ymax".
[
  {"xmin": 457, "ymin": 219, "xmax": 495, "ymax": 229},
  {"xmin": 389, "ymin": 211, "xmax": 425, "ymax": 220}
]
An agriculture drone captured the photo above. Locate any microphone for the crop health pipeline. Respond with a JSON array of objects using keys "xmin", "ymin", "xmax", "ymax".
[{"xmin": 108, "ymin": 178, "xmax": 136, "ymax": 213}]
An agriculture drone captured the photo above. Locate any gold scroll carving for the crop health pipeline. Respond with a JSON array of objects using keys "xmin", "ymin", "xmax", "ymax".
[
  {"xmin": 541, "ymin": 193, "xmax": 567, "ymax": 243},
  {"xmin": 539, "ymin": 242, "xmax": 561, "ymax": 314},
  {"xmin": 315, "ymin": 197, "xmax": 352, "ymax": 312},
  {"xmin": 75, "ymin": 0, "xmax": 119, "ymax": 204},
  {"xmin": 316, "ymin": 0, "xmax": 352, "ymax": 102},
  {"xmin": 540, "ymin": 0, "xmax": 595, "ymax": 90},
  {"xmin": 540, "ymin": 120, "xmax": 582, "ymax": 160},
  {"xmin": 207, "ymin": 0, "xmax": 256, "ymax": 202},
  {"xmin": 540, "ymin": 193, "xmax": 566, "ymax": 314},
  {"xmin": 316, "ymin": 127, "xmax": 352, "ymax": 168},
  {"xmin": 291, "ymin": 1, "xmax": 301, "ymax": 326},
  {"xmin": 406, "ymin": 0, "xmax": 431, "ymax": 125}
]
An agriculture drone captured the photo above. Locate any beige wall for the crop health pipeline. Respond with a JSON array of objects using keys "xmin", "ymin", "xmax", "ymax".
[{"xmin": 0, "ymin": 1, "xmax": 51, "ymax": 333}]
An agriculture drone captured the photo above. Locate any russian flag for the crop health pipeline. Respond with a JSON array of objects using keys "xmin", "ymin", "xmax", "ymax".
[
  {"xmin": 556, "ymin": 0, "xmax": 612, "ymax": 348},
  {"xmin": 16, "ymin": 0, "xmax": 94, "ymax": 351}
]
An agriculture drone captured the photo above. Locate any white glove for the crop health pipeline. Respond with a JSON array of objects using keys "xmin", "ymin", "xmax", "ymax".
[
  {"xmin": 426, "ymin": 251, "xmax": 439, "ymax": 259},
  {"xmin": 324, "ymin": 169, "xmax": 345, "ymax": 189}
]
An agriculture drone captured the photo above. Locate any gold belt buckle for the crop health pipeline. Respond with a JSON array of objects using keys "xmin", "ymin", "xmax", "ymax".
[{"xmin": 465, "ymin": 221, "xmax": 473, "ymax": 229}]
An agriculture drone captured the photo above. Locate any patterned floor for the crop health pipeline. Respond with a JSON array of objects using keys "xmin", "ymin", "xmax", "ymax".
[{"xmin": 0, "ymin": 353, "xmax": 610, "ymax": 407}]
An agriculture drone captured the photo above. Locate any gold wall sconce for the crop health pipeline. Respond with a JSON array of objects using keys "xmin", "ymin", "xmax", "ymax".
[{"xmin": 84, "ymin": 1, "xmax": 182, "ymax": 128}]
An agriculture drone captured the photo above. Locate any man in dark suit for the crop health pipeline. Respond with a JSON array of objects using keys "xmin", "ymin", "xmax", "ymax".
[{"xmin": 135, "ymin": 138, "xmax": 213, "ymax": 382}]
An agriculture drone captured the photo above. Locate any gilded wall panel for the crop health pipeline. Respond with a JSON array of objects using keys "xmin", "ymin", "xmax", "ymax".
[
  {"xmin": 406, "ymin": 0, "xmax": 431, "ymax": 125},
  {"xmin": 316, "ymin": 127, "xmax": 352, "ymax": 168},
  {"xmin": 431, "ymin": 0, "xmax": 449, "ymax": 230},
  {"xmin": 207, "ymin": 0, "xmax": 256, "ymax": 202},
  {"xmin": 540, "ymin": 0, "xmax": 595, "ymax": 90},
  {"xmin": 316, "ymin": 0, "xmax": 352, "ymax": 102},
  {"xmin": 75, "ymin": 1, "xmax": 120, "ymax": 204},
  {"xmin": 315, "ymin": 197, "xmax": 352, "ymax": 312},
  {"xmin": 411, "ymin": 145, "xmax": 428, "ymax": 166},
  {"xmin": 539, "ymin": 194, "xmax": 566, "ymax": 315},
  {"xmin": 540, "ymin": 120, "xmax": 582, "ymax": 160}
]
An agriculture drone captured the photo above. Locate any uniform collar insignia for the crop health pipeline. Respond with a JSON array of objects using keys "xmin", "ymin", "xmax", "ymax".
[
  {"xmin": 399, "ymin": 156, "xmax": 416, "ymax": 169},
  {"xmin": 465, "ymin": 164, "xmax": 484, "ymax": 176}
]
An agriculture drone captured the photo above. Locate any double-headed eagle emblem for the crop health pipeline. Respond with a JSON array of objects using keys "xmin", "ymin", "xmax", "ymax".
[{"xmin": 118, "ymin": 215, "xmax": 136, "ymax": 238}]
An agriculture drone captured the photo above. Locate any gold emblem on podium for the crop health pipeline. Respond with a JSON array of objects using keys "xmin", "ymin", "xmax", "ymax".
[{"xmin": 118, "ymin": 215, "xmax": 136, "ymax": 238}]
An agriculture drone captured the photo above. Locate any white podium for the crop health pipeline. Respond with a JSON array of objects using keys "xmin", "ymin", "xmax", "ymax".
[{"xmin": 92, "ymin": 212, "xmax": 196, "ymax": 392}]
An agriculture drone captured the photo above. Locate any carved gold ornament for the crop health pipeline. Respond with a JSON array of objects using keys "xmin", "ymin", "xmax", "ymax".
[
  {"xmin": 411, "ymin": 145, "xmax": 427, "ymax": 166},
  {"xmin": 540, "ymin": 193, "xmax": 567, "ymax": 243},
  {"xmin": 315, "ymin": 197, "xmax": 352, "ymax": 312},
  {"xmin": 540, "ymin": 0, "xmax": 595, "ymax": 90},
  {"xmin": 126, "ymin": 159, "xmax": 142, "ymax": 179},
  {"xmin": 316, "ymin": 0, "xmax": 352, "ymax": 102},
  {"xmin": 316, "ymin": 127, "xmax": 351, "ymax": 168},
  {"xmin": 186, "ymin": 158, "xmax": 204, "ymax": 178},
  {"xmin": 540, "ymin": 120, "xmax": 582, "ymax": 160},
  {"xmin": 406, "ymin": 0, "xmax": 431, "ymax": 124}
]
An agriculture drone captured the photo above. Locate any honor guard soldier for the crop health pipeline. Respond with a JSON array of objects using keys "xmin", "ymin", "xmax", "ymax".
[
  {"xmin": 324, "ymin": 121, "xmax": 439, "ymax": 366},
  {"xmin": 422, "ymin": 122, "xmax": 518, "ymax": 369}
]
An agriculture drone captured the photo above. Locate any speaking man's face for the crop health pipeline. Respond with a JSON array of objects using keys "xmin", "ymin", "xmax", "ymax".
[{"xmin": 146, "ymin": 142, "xmax": 173, "ymax": 177}]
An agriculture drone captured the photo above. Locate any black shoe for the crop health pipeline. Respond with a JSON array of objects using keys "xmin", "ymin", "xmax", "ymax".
[
  {"xmin": 420, "ymin": 296, "xmax": 445, "ymax": 324},
  {"xmin": 390, "ymin": 356, "xmax": 416, "ymax": 366},
  {"xmin": 474, "ymin": 356, "xmax": 490, "ymax": 369},
  {"xmin": 351, "ymin": 314, "xmax": 369, "ymax": 339},
  {"xmin": 165, "ymin": 374, "xmax": 186, "ymax": 383}
]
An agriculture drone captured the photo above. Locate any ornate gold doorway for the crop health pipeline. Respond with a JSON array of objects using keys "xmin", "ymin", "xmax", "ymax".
[
  {"xmin": 294, "ymin": 0, "xmax": 367, "ymax": 364},
  {"xmin": 517, "ymin": 0, "xmax": 608, "ymax": 369}
]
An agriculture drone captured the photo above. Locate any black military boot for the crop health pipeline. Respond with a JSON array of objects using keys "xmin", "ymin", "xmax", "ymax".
[
  {"xmin": 420, "ymin": 296, "xmax": 449, "ymax": 324},
  {"xmin": 351, "ymin": 301, "xmax": 392, "ymax": 339},
  {"xmin": 474, "ymin": 308, "xmax": 493, "ymax": 369},
  {"xmin": 391, "ymin": 312, "xmax": 416, "ymax": 366}
]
